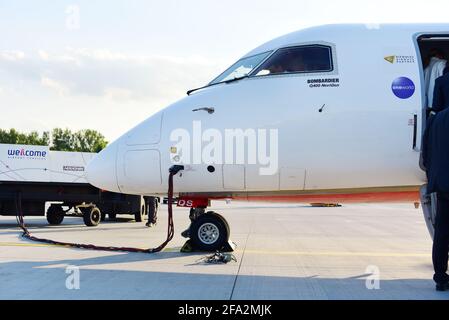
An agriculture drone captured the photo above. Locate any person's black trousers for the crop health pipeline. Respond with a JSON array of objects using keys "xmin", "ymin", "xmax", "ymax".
[{"xmin": 433, "ymin": 192, "xmax": 449, "ymax": 284}]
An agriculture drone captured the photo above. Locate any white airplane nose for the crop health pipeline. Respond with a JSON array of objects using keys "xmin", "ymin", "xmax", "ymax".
[{"xmin": 86, "ymin": 141, "xmax": 121, "ymax": 193}]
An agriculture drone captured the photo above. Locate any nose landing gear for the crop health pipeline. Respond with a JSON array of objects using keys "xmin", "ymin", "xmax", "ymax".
[{"xmin": 181, "ymin": 207, "xmax": 235, "ymax": 252}]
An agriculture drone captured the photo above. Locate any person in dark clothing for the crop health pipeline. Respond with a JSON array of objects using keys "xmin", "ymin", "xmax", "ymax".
[
  {"xmin": 432, "ymin": 64, "xmax": 449, "ymax": 112},
  {"xmin": 422, "ymin": 107, "xmax": 449, "ymax": 291},
  {"xmin": 145, "ymin": 196, "xmax": 159, "ymax": 227}
]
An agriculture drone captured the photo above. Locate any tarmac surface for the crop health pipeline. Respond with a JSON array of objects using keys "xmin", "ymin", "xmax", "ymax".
[{"xmin": 0, "ymin": 201, "xmax": 447, "ymax": 300}]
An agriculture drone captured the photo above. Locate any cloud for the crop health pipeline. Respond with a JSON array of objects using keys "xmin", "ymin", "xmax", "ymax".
[
  {"xmin": 103, "ymin": 87, "xmax": 133, "ymax": 101},
  {"xmin": 0, "ymin": 50, "xmax": 25, "ymax": 61},
  {"xmin": 40, "ymin": 76, "xmax": 69, "ymax": 96},
  {"xmin": 0, "ymin": 48, "xmax": 225, "ymax": 103}
]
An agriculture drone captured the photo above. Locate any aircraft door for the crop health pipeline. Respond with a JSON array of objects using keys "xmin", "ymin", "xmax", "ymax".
[{"xmin": 416, "ymin": 34, "xmax": 449, "ymax": 150}]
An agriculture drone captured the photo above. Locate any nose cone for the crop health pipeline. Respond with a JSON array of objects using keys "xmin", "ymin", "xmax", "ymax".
[{"xmin": 86, "ymin": 141, "xmax": 121, "ymax": 193}]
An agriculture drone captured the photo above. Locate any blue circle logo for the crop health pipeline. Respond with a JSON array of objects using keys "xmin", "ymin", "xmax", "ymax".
[{"xmin": 392, "ymin": 77, "xmax": 415, "ymax": 99}]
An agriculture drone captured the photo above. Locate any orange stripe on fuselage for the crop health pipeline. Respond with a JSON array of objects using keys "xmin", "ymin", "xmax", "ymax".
[{"xmin": 232, "ymin": 190, "xmax": 420, "ymax": 204}]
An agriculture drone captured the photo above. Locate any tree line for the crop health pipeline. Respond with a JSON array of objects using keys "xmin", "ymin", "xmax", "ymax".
[{"xmin": 0, "ymin": 128, "xmax": 108, "ymax": 153}]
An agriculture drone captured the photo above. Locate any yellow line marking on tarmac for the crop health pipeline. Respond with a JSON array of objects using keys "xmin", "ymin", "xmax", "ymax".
[
  {"xmin": 243, "ymin": 249, "xmax": 430, "ymax": 258},
  {"xmin": 0, "ymin": 242, "xmax": 430, "ymax": 258},
  {"xmin": 0, "ymin": 242, "xmax": 431, "ymax": 258},
  {"xmin": 0, "ymin": 242, "xmax": 185, "ymax": 252},
  {"xmin": 0, "ymin": 242, "xmax": 55, "ymax": 248}
]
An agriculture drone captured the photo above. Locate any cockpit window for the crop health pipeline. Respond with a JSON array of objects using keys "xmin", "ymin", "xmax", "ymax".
[
  {"xmin": 253, "ymin": 45, "xmax": 333, "ymax": 76},
  {"xmin": 209, "ymin": 51, "xmax": 272, "ymax": 85}
]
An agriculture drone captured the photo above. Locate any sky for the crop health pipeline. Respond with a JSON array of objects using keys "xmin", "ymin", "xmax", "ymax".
[{"xmin": 1, "ymin": 0, "xmax": 449, "ymax": 142}]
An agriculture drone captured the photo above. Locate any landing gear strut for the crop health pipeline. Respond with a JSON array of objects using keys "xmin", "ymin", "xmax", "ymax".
[{"xmin": 181, "ymin": 206, "xmax": 235, "ymax": 252}]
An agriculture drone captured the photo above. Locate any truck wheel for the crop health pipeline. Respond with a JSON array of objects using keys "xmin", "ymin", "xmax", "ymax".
[
  {"xmin": 82, "ymin": 207, "xmax": 101, "ymax": 227},
  {"xmin": 46, "ymin": 205, "xmax": 65, "ymax": 225},
  {"xmin": 190, "ymin": 212, "xmax": 230, "ymax": 252}
]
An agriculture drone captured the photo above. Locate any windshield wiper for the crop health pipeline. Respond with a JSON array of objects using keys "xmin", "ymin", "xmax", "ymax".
[
  {"xmin": 223, "ymin": 74, "xmax": 249, "ymax": 84},
  {"xmin": 186, "ymin": 75, "xmax": 249, "ymax": 96}
]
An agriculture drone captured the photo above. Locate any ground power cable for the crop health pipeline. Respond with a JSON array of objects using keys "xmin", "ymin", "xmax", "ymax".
[{"xmin": 14, "ymin": 165, "xmax": 184, "ymax": 254}]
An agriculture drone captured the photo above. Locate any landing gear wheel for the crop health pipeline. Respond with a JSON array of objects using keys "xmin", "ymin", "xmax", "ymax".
[
  {"xmin": 135, "ymin": 204, "xmax": 145, "ymax": 222},
  {"xmin": 46, "ymin": 205, "xmax": 65, "ymax": 225},
  {"xmin": 82, "ymin": 206, "xmax": 101, "ymax": 227},
  {"xmin": 189, "ymin": 212, "xmax": 230, "ymax": 252}
]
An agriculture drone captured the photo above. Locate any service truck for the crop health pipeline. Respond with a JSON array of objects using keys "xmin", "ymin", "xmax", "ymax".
[{"xmin": 0, "ymin": 143, "xmax": 158, "ymax": 226}]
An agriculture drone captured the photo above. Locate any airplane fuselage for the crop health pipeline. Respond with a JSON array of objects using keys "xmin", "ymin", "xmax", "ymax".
[{"xmin": 87, "ymin": 24, "xmax": 449, "ymax": 204}]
